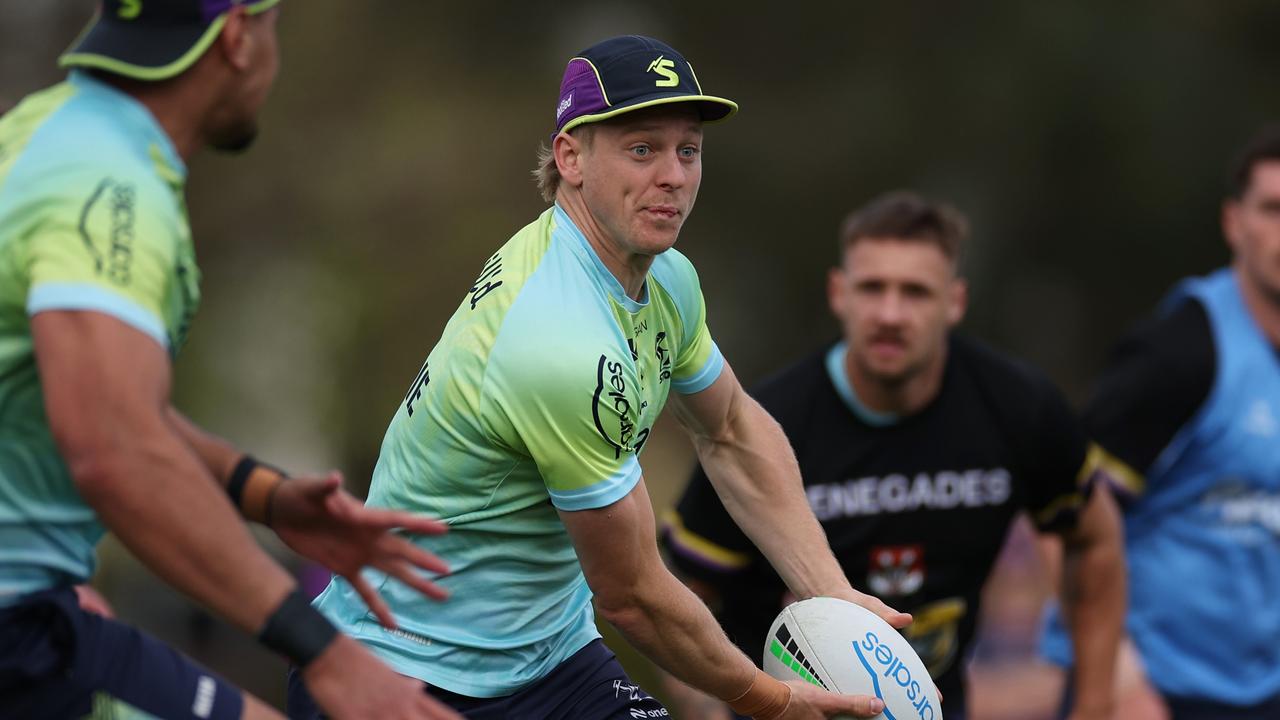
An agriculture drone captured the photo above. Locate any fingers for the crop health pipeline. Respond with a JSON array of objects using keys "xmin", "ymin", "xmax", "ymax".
[
  {"xmin": 860, "ymin": 593, "xmax": 912, "ymax": 629},
  {"xmin": 350, "ymin": 573, "xmax": 398, "ymax": 629},
  {"xmin": 294, "ymin": 474, "xmax": 343, "ymax": 500},
  {"xmin": 379, "ymin": 559, "xmax": 450, "ymax": 602},
  {"xmin": 839, "ymin": 694, "xmax": 886, "ymax": 718},
  {"xmin": 393, "ymin": 538, "xmax": 451, "ymax": 576},
  {"xmin": 352, "ymin": 506, "xmax": 451, "ymax": 536}
]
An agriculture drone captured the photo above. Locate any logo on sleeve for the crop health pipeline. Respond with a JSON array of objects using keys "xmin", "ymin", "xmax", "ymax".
[
  {"xmin": 592, "ymin": 354, "xmax": 650, "ymax": 458},
  {"xmin": 469, "ymin": 251, "xmax": 504, "ymax": 310},
  {"xmin": 654, "ymin": 331, "xmax": 672, "ymax": 383},
  {"xmin": 79, "ymin": 178, "xmax": 137, "ymax": 286}
]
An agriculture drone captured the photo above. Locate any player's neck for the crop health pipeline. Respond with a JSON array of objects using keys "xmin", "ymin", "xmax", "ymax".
[
  {"xmin": 1235, "ymin": 264, "xmax": 1280, "ymax": 348},
  {"xmin": 844, "ymin": 345, "xmax": 947, "ymax": 416},
  {"xmin": 95, "ymin": 70, "xmax": 216, "ymax": 163},
  {"xmin": 556, "ymin": 194, "xmax": 653, "ymax": 301}
]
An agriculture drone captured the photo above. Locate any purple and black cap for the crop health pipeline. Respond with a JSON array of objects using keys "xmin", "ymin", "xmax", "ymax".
[
  {"xmin": 554, "ymin": 35, "xmax": 738, "ymax": 137},
  {"xmin": 59, "ymin": 0, "xmax": 280, "ymax": 82}
]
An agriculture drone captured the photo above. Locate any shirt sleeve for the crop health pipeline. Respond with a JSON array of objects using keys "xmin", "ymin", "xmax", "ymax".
[
  {"xmin": 485, "ymin": 343, "xmax": 644, "ymax": 512},
  {"xmin": 657, "ymin": 250, "xmax": 724, "ymax": 395},
  {"xmin": 1082, "ymin": 299, "xmax": 1215, "ymax": 499},
  {"xmin": 1019, "ymin": 372, "xmax": 1097, "ymax": 533},
  {"xmin": 25, "ymin": 173, "xmax": 178, "ymax": 350}
]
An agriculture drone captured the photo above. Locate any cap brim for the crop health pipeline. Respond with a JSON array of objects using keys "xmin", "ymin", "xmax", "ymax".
[
  {"xmin": 560, "ymin": 93, "xmax": 738, "ymax": 136},
  {"xmin": 57, "ymin": 0, "xmax": 279, "ymax": 81}
]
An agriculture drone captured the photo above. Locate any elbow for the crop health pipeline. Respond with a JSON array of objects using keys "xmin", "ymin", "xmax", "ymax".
[
  {"xmin": 65, "ymin": 450, "xmax": 130, "ymax": 508},
  {"xmin": 594, "ymin": 584, "xmax": 657, "ymax": 634}
]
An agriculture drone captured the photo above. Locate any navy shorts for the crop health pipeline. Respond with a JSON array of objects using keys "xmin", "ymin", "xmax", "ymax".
[
  {"xmin": 0, "ymin": 586, "xmax": 243, "ymax": 720},
  {"xmin": 287, "ymin": 638, "xmax": 669, "ymax": 720}
]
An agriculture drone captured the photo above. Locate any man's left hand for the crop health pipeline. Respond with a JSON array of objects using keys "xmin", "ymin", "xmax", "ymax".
[
  {"xmin": 270, "ymin": 471, "xmax": 450, "ymax": 628},
  {"xmin": 819, "ymin": 587, "xmax": 913, "ymax": 629}
]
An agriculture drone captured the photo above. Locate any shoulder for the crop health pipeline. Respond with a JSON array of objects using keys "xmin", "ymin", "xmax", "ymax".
[
  {"xmin": 648, "ymin": 247, "xmax": 704, "ymax": 321},
  {"xmin": 751, "ymin": 347, "xmax": 829, "ymax": 404},
  {"xmin": 950, "ymin": 334, "xmax": 1062, "ymax": 403},
  {"xmin": 744, "ymin": 347, "xmax": 832, "ymax": 432},
  {"xmin": 1116, "ymin": 295, "xmax": 1213, "ymax": 377},
  {"xmin": 11, "ymin": 100, "xmax": 175, "ymax": 236}
]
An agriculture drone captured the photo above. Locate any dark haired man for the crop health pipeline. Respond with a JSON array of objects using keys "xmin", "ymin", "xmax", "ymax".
[
  {"xmin": 0, "ymin": 2, "xmax": 460, "ymax": 718},
  {"xmin": 664, "ymin": 191, "xmax": 1126, "ymax": 720},
  {"xmin": 1041, "ymin": 125, "xmax": 1280, "ymax": 720}
]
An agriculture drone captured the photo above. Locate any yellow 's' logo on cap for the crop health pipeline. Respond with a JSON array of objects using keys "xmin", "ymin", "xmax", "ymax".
[
  {"xmin": 118, "ymin": 0, "xmax": 143, "ymax": 19},
  {"xmin": 647, "ymin": 56, "xmax": 679, "ymax": 88}
]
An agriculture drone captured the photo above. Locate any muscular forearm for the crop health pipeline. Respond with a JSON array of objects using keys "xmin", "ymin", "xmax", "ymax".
[
  {"xmin": 71, "ymin": 414, "xmax": 295, "ymax": 635},
  {"xmin": 694, "ymin": 397, "xmax": 847, "ymax": 599},
  {"xmin": 1063, "ymin": 529, "xmax": 1126, "ymax": 715},
  {"xmin": 166, "ymin": 407, "xmax": 243, "ymax": 484},
  {"xmin": 599, "ymin": 565, "xmax": 757, "ymax": 702}
]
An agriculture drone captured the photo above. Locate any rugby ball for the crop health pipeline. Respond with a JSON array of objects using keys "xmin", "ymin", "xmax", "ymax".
[{"xmin": 763, "ymin": 597, "xmax": 941, "ymax": 720}]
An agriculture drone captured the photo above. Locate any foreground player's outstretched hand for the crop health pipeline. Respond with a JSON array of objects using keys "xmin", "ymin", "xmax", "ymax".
[
  {"xmin": 304, "ymin": 635, "xmax": 462, "ymax": 719},
  {"xmin": 271, "ymin": 471, "xmax": 451, "ymax": 628},
  {"xmin": 778, "ymin": 681, "xmax": 886, "ymax": 719}
]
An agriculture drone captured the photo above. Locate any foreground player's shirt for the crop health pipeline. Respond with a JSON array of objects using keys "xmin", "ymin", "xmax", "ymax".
[
  {"xmin": 0, "ymin": 72, "xmax": 198, "ymax": 602},
  {"xmin": 314, "ymin": 204, "xmax": 723, "ymax": 697},
  {"xmin": 664, "ymin": 336, "xmax": 1094, "ymax": 712},
  {"xmin": 1042, "ymin": 268, "xmax": 1280, "ymax": 706}
]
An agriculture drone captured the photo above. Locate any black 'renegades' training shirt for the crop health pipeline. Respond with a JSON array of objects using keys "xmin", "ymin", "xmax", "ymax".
[{"xmin": 662, "ymin": 334, "xmax": 1093, "ymax": 708}]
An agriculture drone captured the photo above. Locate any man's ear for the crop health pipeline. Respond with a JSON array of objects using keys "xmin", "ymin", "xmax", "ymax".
[
  {"xmin": 554, "ymin": 131, "xmax": 586, "ymax": 188},
  {"xmin": 827, "ymin": 267, "xmax": 846, "ymax": 317},
  {"xmin": 947, "ymin": 277, "xmax": 968, "ymax": 326},
  {"xmin": 213, "ymin": 6, "xmax": 254, "ymax": 72}
]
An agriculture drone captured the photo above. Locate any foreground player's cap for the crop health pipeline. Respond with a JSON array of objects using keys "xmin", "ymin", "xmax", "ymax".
[
  {"xmin": 553, "ymin": 35, "xmax": 738, "ymax": 136},
  {"xmin": 59, "ymin": 0, "xmax": 280, "ymax": 82}
]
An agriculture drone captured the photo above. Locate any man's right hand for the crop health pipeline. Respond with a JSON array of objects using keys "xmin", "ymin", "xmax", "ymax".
[
  {"xmin": 302, "ymin": 635, "xmax": 462, "ymax": 719},
  {"xmin": 777, "ymin": 681, "xmax": 886, "ymax": 719}
]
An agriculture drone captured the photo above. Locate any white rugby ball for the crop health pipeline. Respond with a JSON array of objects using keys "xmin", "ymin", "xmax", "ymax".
[{"xmin": 763, "ymin": 597, "xmax": 941, "ymax": 720}]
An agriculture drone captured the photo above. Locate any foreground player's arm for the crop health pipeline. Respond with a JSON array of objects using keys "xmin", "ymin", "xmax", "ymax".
[
  {"xmin": 35, "ymin": 311, "xmax": 459, "ymax": 720},
  {"xmin": 35, "ymin": 311, "xmax": 296, "ymax": 633},
  {"xmin": 670, "ymin": 363, "xmax": 909, "ymax": 627},
  {"xmin": 560, "ymin": 481, "xmax": 886, "ymax": 720},
  {"xmin": 1059, "ymin": 483, "xmax": 1125, "ymax": 720}
]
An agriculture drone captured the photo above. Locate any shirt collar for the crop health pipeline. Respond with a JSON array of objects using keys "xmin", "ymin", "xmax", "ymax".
[
  {"xmin": 825, "ymin": 341, "xmax": 900, "ymax": 427},
  {"xmin": 552, "ymin": 203, "xmax": 649, "ymax": 313}
]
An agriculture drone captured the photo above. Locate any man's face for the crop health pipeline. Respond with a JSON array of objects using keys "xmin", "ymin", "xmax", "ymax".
[
  {"xmin": 1224, "ymin": 161, "xmax": 1280, "ymax": 305},
  {"xmin": 828, "ymin": 238, "xmax": 966, "ymax": 385},
  {"xmin": 576, "ymin": 105, "xmax": 703, "ymax": 257},
  {"xmin": 210, "ymin": 7, "xmax": 280, "ymax": 153}
]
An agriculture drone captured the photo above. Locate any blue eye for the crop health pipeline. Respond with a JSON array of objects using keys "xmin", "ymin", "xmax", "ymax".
[
  {"xmin": 679, "ymin": 146, "xmax": 699, "ymax": 159},
  {"xmin": 632, "ymin": 145, "xmax": 651, "ymax": 157}
]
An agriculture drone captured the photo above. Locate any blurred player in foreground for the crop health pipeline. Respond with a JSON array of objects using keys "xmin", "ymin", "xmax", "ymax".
[
  {"xmin": 0, "ymin": 2, "xmax": 460, "ymax": 718},
  {"xmin": 291, "ymin": 35, "xmax": 906, "ymax": 720},
  {"xmin": 1041, "ymin": 126, "xmax": 1280, "ymax": 720},
  {"xmin": 663, "ymin": 192, "xmax": 1126, "ymax": 720}
]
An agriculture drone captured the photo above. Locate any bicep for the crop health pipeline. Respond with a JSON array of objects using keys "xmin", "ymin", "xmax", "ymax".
[
  {"xmin": 670, "ymin": 360, "xmax": 743, "ymax": 442},
  {"xmin": 32, "ymin": 310, "xmax": 172, "ymax": 465},
  {"xmin": 558, "ymin": 479, "xmax": 664, "ymax": 605}
]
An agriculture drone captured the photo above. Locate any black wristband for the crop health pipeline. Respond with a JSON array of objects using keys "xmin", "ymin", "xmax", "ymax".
[
  {"xmin": 258, "ymin": 589, "xmax": 339, "ymax": 668},
  {"xmin": 226, "ymin": 456, "xmax": 260, "ymax": 507}
]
